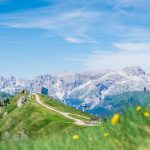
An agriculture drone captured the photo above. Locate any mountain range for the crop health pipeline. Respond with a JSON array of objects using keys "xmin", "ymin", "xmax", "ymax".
[{"xmin": 0, "ymin": 66, "xmax": 149, "ymax": 115}]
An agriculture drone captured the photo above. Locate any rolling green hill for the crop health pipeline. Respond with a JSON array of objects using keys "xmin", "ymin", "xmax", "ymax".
[
  {"xmin": 39, "ymin": 94, "xmax": 92, "ymax": 118},
  {"xmin": 0, "ymin": 93, "xmax": 93, "ymax": 141},
  {"xmin": 0, "ymin": 92, "xmax": 149, "ymax": 150},
  {"xmin": 0, "ymin": 98, "xmax": 149, "ymax": 150}
]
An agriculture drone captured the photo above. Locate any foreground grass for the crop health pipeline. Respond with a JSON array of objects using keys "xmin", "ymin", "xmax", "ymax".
[{"xmin": 0, "ymin": 105, "xmax": 149, "ymax": 150}]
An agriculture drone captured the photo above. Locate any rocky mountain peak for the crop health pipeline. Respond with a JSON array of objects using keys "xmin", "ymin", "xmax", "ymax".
[{"xmin": 122, "ymin": 66, "xmax": 145, "ymax": 76}]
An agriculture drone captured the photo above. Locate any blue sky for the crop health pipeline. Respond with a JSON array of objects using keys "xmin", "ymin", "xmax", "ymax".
[{"xmin": 0, "ymin": 0, "xmax": 150, "ymax": 78}]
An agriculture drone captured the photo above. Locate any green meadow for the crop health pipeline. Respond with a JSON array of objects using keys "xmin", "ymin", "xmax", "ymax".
[{"xmin": 0, "ymin": 93, "xmax": 149, "ymax": 150}]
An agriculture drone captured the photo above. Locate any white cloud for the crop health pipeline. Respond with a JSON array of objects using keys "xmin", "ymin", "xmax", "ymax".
[
  {"xmin": 65, "ymin": 37, "xmax": 84, "ymax": 43},
  {"xmin": 122, "ymin": 28, "xmax": 150, "ymax": 41},
  {"xmin": 0, "ymin": 8, "xmax": 101, "ymax": 43},
  {"xmin": 78, "ymin": 42, "xmax": 150, "ymax": 71},
  {"xmin": 114, "ymin": 42, "xmax": 150, "ymax": 52},
  {"xmin": 65, "ymin": 36, "xmax": 97, "ymax": 44},
  {"xmin": 0, "ymin": 8, "xmax": 101, "ymax": 30}
]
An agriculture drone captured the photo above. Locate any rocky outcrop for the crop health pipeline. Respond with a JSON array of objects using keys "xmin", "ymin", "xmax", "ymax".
[{"xmin": 17, "ymin": 96, "xmax": 28, "ymax": 107}]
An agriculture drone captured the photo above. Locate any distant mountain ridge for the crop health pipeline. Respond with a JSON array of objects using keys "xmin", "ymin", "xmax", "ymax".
[{"xmin": 0, "ymin": 66, "xmax": 149, "ymax": 113}]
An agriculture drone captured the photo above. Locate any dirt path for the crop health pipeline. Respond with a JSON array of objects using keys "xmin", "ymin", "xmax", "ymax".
[{"xmin": 35, "ymin": 94, "xmax": 93, "ymax": 126}]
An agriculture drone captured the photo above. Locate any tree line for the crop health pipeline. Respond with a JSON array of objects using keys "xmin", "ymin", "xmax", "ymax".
[{"xmin": 0, "ymin": 98, "xmax": 10, "ymax": 107}]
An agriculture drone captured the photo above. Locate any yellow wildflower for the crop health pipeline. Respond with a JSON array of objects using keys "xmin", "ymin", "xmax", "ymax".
[
  {"xmin": 73, "ymin": 134, "xmax": 79, "ymax": 140},
  {"xmin": 136, "ymin": 106, "xmax": 141, "ymax": 111},
  {"xmin": 144, "ymin": 112, "xmax": 150, "ymax": 117},
  {"xmin": 104, "ymin": 132, "xmax": 109, "ymax": 138},
  {"xmin": 111, "ymin": 114, "xmax": 120, "ymax": 125}
]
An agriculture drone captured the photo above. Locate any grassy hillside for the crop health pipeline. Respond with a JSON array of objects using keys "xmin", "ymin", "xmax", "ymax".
[
  {"xmin": 39, "ymin": 94, "xmax": 92, "ymax": 118},
  {"xmin": 0, "ymin": 105, "xmax": 149, "ymax": 150},
  {"xmin": 0, "ymin": 93, "xmax": 149, "ymax": 150},
  {"xmin": 0, "ymin": 93, "xmax": 92, "ymax": 141}
]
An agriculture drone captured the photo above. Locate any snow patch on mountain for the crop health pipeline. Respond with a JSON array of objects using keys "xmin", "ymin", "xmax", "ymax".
[{"xmin": 0, "ymin": 66, "xmax": 149, "ymax": 111}]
